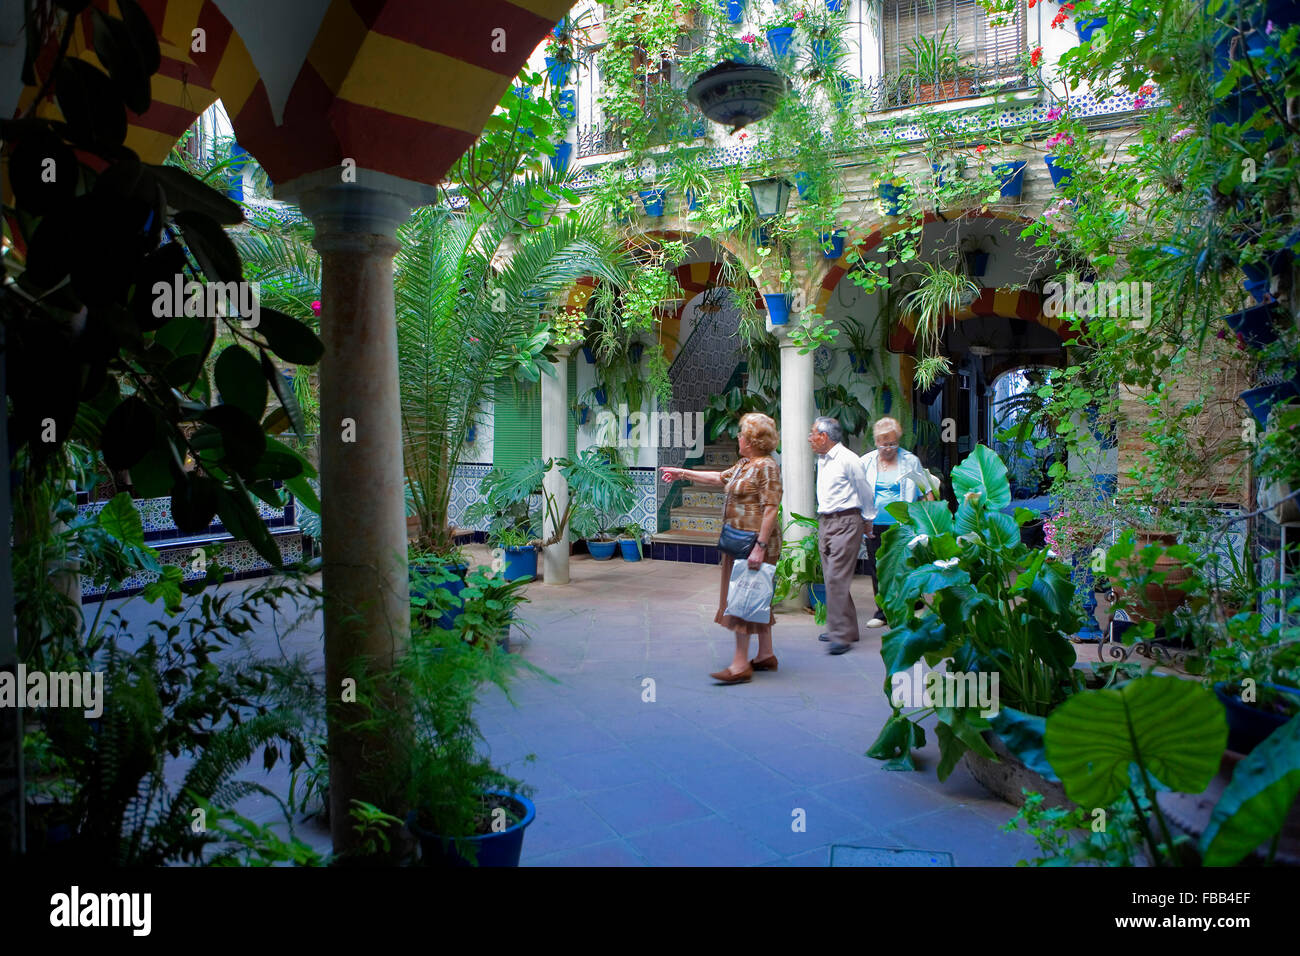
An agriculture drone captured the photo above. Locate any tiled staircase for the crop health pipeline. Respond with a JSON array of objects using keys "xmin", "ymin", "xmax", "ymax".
[{"xmin": 653, "ymin": 438, "xmax": 737, "ymax": 548}]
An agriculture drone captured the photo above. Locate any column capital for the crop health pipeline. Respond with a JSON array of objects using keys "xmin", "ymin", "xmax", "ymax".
[{"xmin": 277, "ymin": 168, "xmax": 438, "ymax": 240}]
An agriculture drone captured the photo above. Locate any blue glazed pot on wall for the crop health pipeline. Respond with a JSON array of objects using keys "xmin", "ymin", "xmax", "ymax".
[
  {"xmin": 992, "ymin": 160, "xmax": 1027, "ymax": 197},
  {"xmin": 763, "ymin": 292, "xmax": 791, "ymax": 325},
  {"xmin": 766, "ymin": 27, "xmax": 795, "ymax": 59},
  {"xmin": 1044, "ymin": 154, "xmax": 1073, "ymax": 187}
]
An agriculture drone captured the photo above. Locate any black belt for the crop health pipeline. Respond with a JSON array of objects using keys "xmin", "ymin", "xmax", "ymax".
[{"xmin": 818, "ymin": 508, "xmax": 861, "ymax": 517}]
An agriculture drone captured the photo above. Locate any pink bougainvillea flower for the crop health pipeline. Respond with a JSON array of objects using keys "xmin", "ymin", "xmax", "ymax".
[
  {"xmin": 1216, "ymin": 328, "xmax": 1228, "ymax": 340},
  {"xmin": 1030, "ymin": 46, "xmax": 1043, "ymax": 67},
  {"xmin": 1046, "ymin": 132, "xmax": 1074, "ymax": 149},
  {"xmin": 741, "ymin": 33, "xmax": 758, "ymax": 44},
  {"xmin": 1046, "ymin": 105, "xmax": 1063, "ymax": 121},
  {"xmin": 469, "ymin": 337, "xmax": 480, "ymax": 343},
  {"xmin": 794, "ymin": 10, "xmax": 805, "ymax": 19},
  {"xmin": 1170, "ymin": 126, "xmax": 1195, "ymax": 142},
  {"xmin": 1133, "ymin": 96, "xmax": 1148, "ymax": 109},
  {"xmin": 1266, "ymin": 19, "xmax": 1275, "ymax": 34},
  {"xmin": 310, "ymin": 300, "xmax": 321, "ymax": 316}
]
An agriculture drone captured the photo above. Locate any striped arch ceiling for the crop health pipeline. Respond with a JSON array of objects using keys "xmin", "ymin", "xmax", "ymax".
[
  {"xmin": 814, "ymin": 209, "xmax": 1081, "ymax": 353},
  {"xmin": 16, "ymin": 0, "xmax": 574, "ymax": 188}
]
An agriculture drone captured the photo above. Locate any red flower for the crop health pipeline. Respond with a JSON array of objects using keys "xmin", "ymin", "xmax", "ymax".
[
  {"xmin": 310, "ymin": 300, "xmax": 321, "ymax": 316},
  {"xmin": 976, "ymin": 144, "xmax": 987, "ymax": 154},
  {"xmin": 1030, "ymin": 46, "xmax": 1043, "ymax": 67},
  {"xmin": 1139, "ymin": 84, "xmax": 1156, "ymax": 96},
  {"xmin": 793, "ymin": 10, "xmax": 805, "ymax": 19},
  {"xmin": 1051, "ymin": 11, "xmax": 1069, "ymax": 28},
  {"xmin": 1062, "ymin": 2, "xmax": 1075, "ymax": 8}
]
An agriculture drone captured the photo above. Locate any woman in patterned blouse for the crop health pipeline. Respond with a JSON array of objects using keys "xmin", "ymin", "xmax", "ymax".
[{"xmin": 659, "ymin": 412, "xmax": 782, "ymax": 684}]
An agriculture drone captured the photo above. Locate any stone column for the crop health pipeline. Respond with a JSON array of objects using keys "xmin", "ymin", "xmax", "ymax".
[
  {"xmin": 541, "ymin": 345, "xmax": 571, "ymax": 585},
  {"xmin": 281, "ymin": 169, "xmax": 434, "ymax": 855},
  {"xmin": 778, "ymin": 335, "xmax": 817, "ymax": 607}
]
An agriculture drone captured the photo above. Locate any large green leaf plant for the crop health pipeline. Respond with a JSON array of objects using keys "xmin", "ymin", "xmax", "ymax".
[{"xmin": 866, "ymin": 445, "xmax": 1085, "ymax": 775}]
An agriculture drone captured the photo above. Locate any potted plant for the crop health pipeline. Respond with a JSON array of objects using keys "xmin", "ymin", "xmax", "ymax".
[
  {"xmin": 409, "ymin": 544, "xmax": 472, "ymax": 631},
  {"xmin": 772, "ymin": 512, "xmax": 826, "ymax": 622},
  {"xmin": 900, "ymin": 27, "xmax": 973, "ymax": 103},
  {"xmin": 899, "ymin": 262, "xmax": 978, "ymax": 388},
  {"xmin": 763, "ymin": 5, "xmax": 806, "ymax": 59},
  {"xmin": 840, "ymin": 316, "xmax": 874, "ymax": 373},
  {"xmin": 616, "ymin": 524, "xmax": 645, "ymax": 561}
]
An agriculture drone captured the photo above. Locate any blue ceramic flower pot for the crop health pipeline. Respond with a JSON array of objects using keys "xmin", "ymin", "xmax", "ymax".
[
  {"xmin": 794, "ymin": 171, "xmax": 812, "ymax": 198},
  {"xmin": 581, "ymin": 345, "xmax": 596, "ymax": 364},
  {"xmin": 503, "ymin": 545, "xmax": 537, "ymax": 581},
  {"xmin": 557, "ymin": 89, "xmax": 576, "ymax": 119},
  {"xmin": 1223, "ymin": 303, "xmax": 1282, "ymax": 350},
  {"xmin": 408, "ymin": 791, "xmax": 536, "ymax": 867},
  {"xmin": 1075, "ymin": 16, "xmax": 1107, "ymax": 41},
  {"xmin": 592, "ymin": 387, "xmax": 607, "ymax": 405},
  {"xmin": 992, "ymin": 160, "xmax": 1027, "ymax": 197},
  {"xmin": 1044, "ymin": 154, "xmax": 1073, "ymax": 187},
  {"xmin": 629, "ymin": 343, "xmax": 644, "ymax": 363},
  {"xmin": 1214, "ymin": 682, "xmax": 1300, "ymax": 754},
  {"xmin": 965, "ymin": 251, "xmax": 990, "ymax": 278},
  {"xmin": 639, "ymin": 188, "xmax": 667, "ymax": 216},
  {"xmin": 411, "ymin": 563, "xmax": 468, "ymax": 632},
  {"xmin": 878, "ymin": 182, "xmax": 905, "ymax": 214},
  {"xmin": 811, "ymin": 37, "xmax": 839, "ymax": 64},
  {"xmin": 588, "ymin": 539, "xmax": 618, "ymax": 560},
  {"xmin": 820, "ymin": 231, "xmax": 845, "ymax": 260},
  {"xmin": 686, "ymin": 188, "xmax": 702, "ymax": 211},
  {"xmin": 618, "ymin": 538, "xmax": 642, "ymax": 561},
  {"xmin": 545, "ymin": 57, "xmax": 571, "ymax": 87},
  {"xmin": 825, "ymin": 0, "xmax": 844, "ymax": 9},
  {"xmin": 1241, "ymin": 378, "xmax": 1300, "ymax": 425},
  {"xmin": 465, "ymin": 426, "xmax": 477, "ymax": 443},
  {"xmin": 726, "ymin": 0, "xmax": 745, "ymax": 24},
  {"xmin": 763, "ymin": 293, "xmax": 791, "ymax": 325},
  {"xmin": 550, "ymin": 141, "xmax": 572, "ymax": 174},
  {"xmin": 808, "ymin": 583, "xmax": 827, "ymax": 609},
  {"xmin": 766, "ymin": 27, "xmax": 795, "ymax": 58}
]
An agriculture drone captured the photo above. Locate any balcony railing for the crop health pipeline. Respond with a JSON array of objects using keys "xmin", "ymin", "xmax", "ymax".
[
  {"xmin": 575, "ymin": 119, "xmax": 708, "ymax": 159},
  {"xmin": 864, "ymin": 62, "xmax": 1031, "ymax": 112}
]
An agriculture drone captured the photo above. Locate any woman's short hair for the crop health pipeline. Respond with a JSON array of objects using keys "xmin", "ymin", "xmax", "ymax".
[
  {"xmin": 873, "ymin": 417, "xmax": 903, "ymax": 441},
  {"xmin": 739, "ymin": 412, "xmax": 779, "ymax": 455}
]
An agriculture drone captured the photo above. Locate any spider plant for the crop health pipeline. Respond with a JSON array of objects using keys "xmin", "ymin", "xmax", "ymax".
[
  {"xmin": 900, "ymin": 262, "xmax": 977, "ymax": 388},
  {"xmin": 396, "ymin": 169, "xmax": 631, "ymax": 555}
]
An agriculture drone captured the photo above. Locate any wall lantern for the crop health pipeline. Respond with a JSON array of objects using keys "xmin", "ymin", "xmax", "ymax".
[{"xmin": 747, "ymin": 176, "xmax": 794, "ymax": 220}]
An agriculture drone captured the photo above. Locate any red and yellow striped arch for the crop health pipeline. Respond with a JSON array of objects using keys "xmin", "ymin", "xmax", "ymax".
[{"xmin": 15, "ymin": 0, "xmax": 573, "ymax": 188}]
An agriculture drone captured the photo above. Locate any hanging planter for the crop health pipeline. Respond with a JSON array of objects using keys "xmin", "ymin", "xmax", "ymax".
[
  {"xmin": 574, "ymin": 405, "xmax": 591, "ymax": 425},
  {"xmin": 991, "ymin": 160, "xmax": 1027, "ymax": 198},
  {"xmin": 763, "ymin": 292, "xmax": 791, "ymax": 325},
  {"xmin": 726, "ymin": 0, "xmax": 745, "ymax": 24},
  {"xmin": 629, "ymin": 342, "xmax": 645, "ymax": 363},
  {"xmin": 1241, "ymin": 378, "xmax": 1300, "ymax": 425},
  {"xmin": 686, "ymin": 188, "xmax": 702, "ymax": 211},
  {"xmin": 1043, "ymin": 154, "xmax": 1074, "ymax": 187},
  {"xmin": 765, "ymin": 27, "xmax": 796, "ymax": 59},
  {"xmin": 465, "ymin": 425, "xmax": 477, "ymax": 443},
  {"xmin": 820, "ymin": 231, "xmax": 845, "ymax": 260},
  {"xmin": 581, "ymin": 345, "xmax": 596, "ymax": 364},
  {"xmin": 550, "ymin": 141, "xmax": 572, "ymax": 175},
  {"xmin": 1222, "ymin": 302, "xmax": 1284, "ymax": 351},
  {"xmin": 544, "ymin": 57, "xmax": 572, "ymax": 87},
  {"xmin": 557, "ymin": 89, "xmax": 576, "ymax": 120},
  {"xmin": 592, "ymin": 387, "xmax": 608, "ymax": 406},
  {"xmin": 881, "ymin": 385, "xmax": 893, "ymax": 413},
  {"xmin": 1075, "ymin": 16, "xmax": 1107, "ymax": 42},
  {"xmin": 688, "ymin": 61, "xmax": 791, "ymax": 131},
  {"xmin": 965, "ymin": 251, "xmax": 990, "ymax": 279},
  {"xmin": 639, "ymin": 188, "xmax": 667, "ymax": 216},
  {"xmin": 825, "ymin": 0, "xmax": 845, "ymax": 9},
  {"xmin": 877, "ymin": 181, "xmax": 906, "ymax": 215},
  {"xmin": 849, "ymin": 352, "xmax": 871, "ymax": 374},
  {"xmin": 793, "ymin": 171, "xmax": 813, "ymax": 199},
  {"xmin": 810, "ymin": 37, "xmax": 839, "ymax": 65}
]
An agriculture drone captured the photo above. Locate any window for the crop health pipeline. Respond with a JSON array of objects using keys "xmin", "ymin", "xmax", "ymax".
[{"xmin": 876, "ymin": 0, "xmax": 1027, "ymax": 108}]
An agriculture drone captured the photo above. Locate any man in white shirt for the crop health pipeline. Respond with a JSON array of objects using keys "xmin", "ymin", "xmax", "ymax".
[
  {"xmin": 809, "ymin": 417, "xmax": 874, "ymax": 655},
  {"xmin": 859, "ymin": 417, "xmax": 939, "ymax": 627}
]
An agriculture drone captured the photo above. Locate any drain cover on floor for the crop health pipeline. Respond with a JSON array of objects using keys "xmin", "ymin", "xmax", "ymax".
[{"xmin": 828, "ymin": 845, "xmax": 954, "ymax": 866}]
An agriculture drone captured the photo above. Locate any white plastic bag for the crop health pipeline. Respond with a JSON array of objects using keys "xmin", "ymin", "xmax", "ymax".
[{"xmin": 724, "ymin": 561, "xmax": 776, "ymax": 623}]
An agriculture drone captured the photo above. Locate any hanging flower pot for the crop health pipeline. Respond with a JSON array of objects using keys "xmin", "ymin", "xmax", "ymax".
[
  {"xmin": 1243, "ymin": 278, "xmax": 1273, "ymax": 303},
  {"xmin": 550, "ymin": 141, "xmax": 572, "ymax": 175},
  {"xmin": 766, "ymin": 27, "xmax": 796, "ymax": 59},
  {"xmin": 881, "ymin": 385, "xmax": 893, "ymax": 413},
  {"xmin": 686, "ymin": 188, "xmax": 702, "ymax": 211},
  {"xmin": 850, "ymin": 352, "xmax": 870, "ymax": 374},
  {"xmin": 726, "ymin": 0, "xmax": 745, "ymax": 24},
  {"xmin": 794, "ymin": 171, "xmax": 813, "ymax": 198},
  {"xmin": 1075, "ymin": 16, "xmax": 1107, "ymax": 41},
  {"xmin": 820, "ymin": 231, "xmax": 845, "ymax": 260},
  {"xmin": 629, "ymin": 342, "xmax": 645, "ymax": 363},
  {"xmin": 592, "ymin": 387, "xmax": 608, "ymax": 406},
  {"xmin": 965, "ymin": 251, "xmax": 990, "ymax": 278},
  {"xmin": 1043, "ymin": 154, "xmax": 1073, "ymax": 187},
  {"xmin": 763, "ymin": 293, "xmax": 791, "ymax": 325},
  {"xmin": 465, "ymin": 425, "xmax": 477, "ymax": 443},
  {"xmin": 825, "ymin": 0, "xmax": 845, "ymax": 9},
  {"xmin": 557, "ymin": 89, "xmax": 576, "ymax": 119},
  {"xmin": 1222, "ymin": 302, "xmax": 1284, "ymax": 351},
  {"xmin": 545, "ymin": 57, "xmax": 572, "ymax": 87},
  {"xmin": 810, "ymin": 37, "xmax": 839, "ymax": 65},
  {"xmin": 1241, "ymin": 378, "xmax": 1300, "ymax": 425},
  {"xmin": 581, "ymin": 345, "xmax": 596, "ymax": 364},
  {"xmin": 639, "ymin": 188, "xmax": 667, "ymax": 216},
  {"xmin": 991, "ymin": 160, "xmax": 1027, "ymax": 197},
  {"xmin": 877, "ymin": 182, "xmax": 905, "ymax": 215},
  {"xmin": 688, "ymin": 61, "xmax": 792, "ymax": 131}
]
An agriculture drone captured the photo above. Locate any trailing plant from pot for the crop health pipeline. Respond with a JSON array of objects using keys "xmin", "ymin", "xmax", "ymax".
[
  {"xmin": 899, "ymin": 262, "xmax": 978, "ymax": 388},
  {"xmin": 839, "ymin": 316, "xmax": 875, "ymax": 374},
  {"xmin": 866, "ymin": 445, "xmax": 1085, "ymax": 776}
]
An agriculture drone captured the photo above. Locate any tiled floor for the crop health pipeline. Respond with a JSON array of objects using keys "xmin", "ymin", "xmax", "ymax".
[{"xmin": 90, "ymin": 548, "xmax": 1050, "ymax": 866}]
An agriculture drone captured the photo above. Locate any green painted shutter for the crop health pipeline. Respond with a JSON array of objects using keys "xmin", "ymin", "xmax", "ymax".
[
  {"xmin": 567, "ymin": 355, "xmax": 577, "ymax": 458},
  {"xmin": 493, "ymin": 379, "xmax": 542, "ymax": 472}
]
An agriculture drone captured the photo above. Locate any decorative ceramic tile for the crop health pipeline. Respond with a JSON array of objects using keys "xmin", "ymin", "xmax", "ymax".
[{"xmin": 82, "ymin": 533, "xmax": 303, "ymax": 599}]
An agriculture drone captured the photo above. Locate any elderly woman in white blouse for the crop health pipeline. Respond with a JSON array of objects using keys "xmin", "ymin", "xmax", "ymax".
[{"xmin": 859, "ymin": 417, "xmax": 940, "ymax": 628}]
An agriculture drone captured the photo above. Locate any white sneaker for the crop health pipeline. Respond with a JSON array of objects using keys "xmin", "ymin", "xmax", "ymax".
[{"xmin": 866, "ymin": 617, "xmax": 886, "ymax": 628}]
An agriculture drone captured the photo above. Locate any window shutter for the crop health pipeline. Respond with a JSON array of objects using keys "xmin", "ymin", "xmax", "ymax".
[
  {"xmin": 492, "ymin": 379, "xmax": 542, "ymax": 474},
  {"xmin": 881, "ymin": 0, "xmax": 1024, "ymax": 75}
]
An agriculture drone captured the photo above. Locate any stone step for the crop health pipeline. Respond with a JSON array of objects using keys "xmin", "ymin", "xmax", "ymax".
[
  {"xmin": 680, "ymin": 489, "xmax": 725, "ymax": 510},
  {"xmin": 652, "ymin": 530, "xmax": 720, "ymax": 545}
]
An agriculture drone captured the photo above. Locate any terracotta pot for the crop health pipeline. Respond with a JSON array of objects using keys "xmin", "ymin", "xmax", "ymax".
[
  {"xmin": 1112, "ymin": 529, "xmax": 1194, "ymax": 621},
  {"xmin": 913, "ymin": 77, "xmax": 976, "ymax": 102}
]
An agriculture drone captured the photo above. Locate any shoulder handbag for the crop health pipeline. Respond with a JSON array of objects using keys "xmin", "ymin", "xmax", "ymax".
[{"xmin": 717, "ymin": 462, "xmax": 759, "ymax": 558}]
